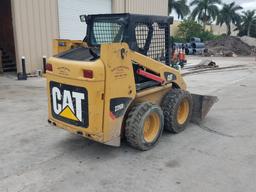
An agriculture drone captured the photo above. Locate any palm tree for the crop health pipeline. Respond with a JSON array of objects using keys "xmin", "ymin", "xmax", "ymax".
[
  {"xmin": 217, "ymin": 2, "xmax": 243, "ymax": 36},
  {"xmin": 168, "ymin": 0, "xmax": 190, "ymax": 19},
  {"xmin": 190, "ymin": 0, "xmax": 221, "ymax": 29},
  {"xmin": 241, "ymin": 10, "xmax": 256, "ymax": 37}
]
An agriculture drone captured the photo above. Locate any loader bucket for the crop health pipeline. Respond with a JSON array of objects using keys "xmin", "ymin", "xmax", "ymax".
[{"xmin": 191, "ymin": 94, "xmax": 218, "ymax": 123}]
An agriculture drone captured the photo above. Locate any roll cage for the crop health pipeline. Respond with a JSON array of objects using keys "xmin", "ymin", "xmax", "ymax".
[{"xmin": 81, "ymin": 13, "xmax": 174, "ymax": 65}]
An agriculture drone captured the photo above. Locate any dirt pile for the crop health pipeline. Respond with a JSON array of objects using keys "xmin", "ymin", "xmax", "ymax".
[
  {"xmin": 240, "ymin": 36, "xmax": 256, "ymax": 47},
  {"xmin": 205, "ymin": 36, "xmax": 255, "ymax": 56}
]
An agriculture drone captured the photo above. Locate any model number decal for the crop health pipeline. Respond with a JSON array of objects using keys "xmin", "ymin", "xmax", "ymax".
[
  {"xmin": 115, "ymin": 103, "xmax": 124, "ymax": 112},
  {"xmin": 110, "ymin": 97, "xmax": 132, "ymax": 118}
]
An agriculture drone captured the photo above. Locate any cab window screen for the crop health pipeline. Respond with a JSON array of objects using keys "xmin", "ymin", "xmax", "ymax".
[
  {"xmin": 92, "ymin": 21, "xmax": 123, "ymax": 45},
  {"xmin": 135, "ymin": 24, "xmax": 149, "ymax": 49},
  {"xmin": 135, "ymin": 22, "xmax": 168, "ymax": 63}
]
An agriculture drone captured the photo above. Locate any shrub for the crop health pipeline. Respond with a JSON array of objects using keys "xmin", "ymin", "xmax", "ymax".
[
  {"xmin": 172, "ymin": 36, "xmax": 186, "ymax": 43},
  {"xmin": 199, "ymin": 31, "xmax": 223, "ymax": 41}
]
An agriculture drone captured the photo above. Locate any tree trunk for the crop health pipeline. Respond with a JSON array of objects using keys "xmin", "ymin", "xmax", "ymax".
[
  {"xmin": 203, "ymin": 9, "xmax": 207, "ymax": 31},
  {"xmin": 227, "ymin": 23, "xmax": 231, "ymax": 36},
  {"xmin": 247, "ymin": 23, "xmax": 252, "ymax": 37},
  {"xmin": 203, "ymin": 22, "xmax": 206, "ymax": 30}
]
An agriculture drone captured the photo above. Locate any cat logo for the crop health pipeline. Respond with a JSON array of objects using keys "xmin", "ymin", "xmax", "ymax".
[{"xmin": 50, "ymin": 81, "xmax": 88, "ymax": 127}]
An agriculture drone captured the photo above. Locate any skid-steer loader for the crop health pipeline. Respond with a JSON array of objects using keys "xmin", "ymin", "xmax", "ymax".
[{"xmin": 46, "ymin": 14, "xmax": 217, "ymax": 150}]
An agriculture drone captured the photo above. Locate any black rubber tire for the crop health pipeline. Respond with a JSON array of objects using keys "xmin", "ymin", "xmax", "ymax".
[
  {"xmin": 161, "ymin": 89, "xmax": 192, "ymax": 133},
  {"xmin": 125, "ymin": 102, "xmax": 164, "ymax": 151}
]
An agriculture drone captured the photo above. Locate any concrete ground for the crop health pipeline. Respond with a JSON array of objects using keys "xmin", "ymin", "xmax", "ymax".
[{"xmin": 0, "ymin": 56, "xmax": 256, "ymax": 192}]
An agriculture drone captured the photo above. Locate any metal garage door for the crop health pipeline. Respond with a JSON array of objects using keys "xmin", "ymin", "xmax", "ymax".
[{"xmin": 58, "ymin": 0, "xmax": 112, "ymax": 40}]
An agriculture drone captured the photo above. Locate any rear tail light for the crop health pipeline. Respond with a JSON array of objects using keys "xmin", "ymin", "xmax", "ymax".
[
  {"xmin": 83, "ymin": 69, "xmax": 93, "ymax": 79},
  {"xmin": 46, "ymin": 63, "xmax": 53, "ymax": 71}
]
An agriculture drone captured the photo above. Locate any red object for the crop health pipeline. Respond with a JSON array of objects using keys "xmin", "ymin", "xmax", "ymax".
[
  {"xmin": 46, "ymin": 63, "xmax": 53, "ymax": 71},
  {"xmin": 110, "ymin": 112, "xmax": 116, "ymax": 120},
  {"xmin": 179, "ymin": 50, "xmax": 185, "ymax": 61},
  {"xmin": 83, "ymin": 69, "xmax": 93, "ymax": 79},
  {"xmin": 137, "ymin": 69, "xmax": 165, "ymax": 84},
  {"xmin": 172, "ymin": 48, "xmax": 178, "ymax": 60}
]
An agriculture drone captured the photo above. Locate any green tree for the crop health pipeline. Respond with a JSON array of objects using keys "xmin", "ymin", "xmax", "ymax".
[
  {"xmin": 217, "ymin": 2, "xmax": 243, "ymax": 36},
  {"xmin": 241, "ymin": 10, "xmax": 256, "ymax": 37},
  {"xmin": 190, "ymin": 0, "xmax": 221, "ymax": 29},
  {"xmin": 176, "ymin": 19, "xmax": 203, "ymax": 41},
  {"xmin": 168, "ymin": 0, "xmax": 190, "ymax": 19},
  {"xmin": 175, "ymin": 19, "xmax": 222, "ymax": 42}
]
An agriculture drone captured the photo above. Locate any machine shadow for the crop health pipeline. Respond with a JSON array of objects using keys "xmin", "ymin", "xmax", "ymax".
[
  {"xmin": 55, "ymin": 133, "xmax": 141, "ymax": 160},
  {"xmin": 55, "ymin": 128, "xmax": 190, "ymax": 160}
]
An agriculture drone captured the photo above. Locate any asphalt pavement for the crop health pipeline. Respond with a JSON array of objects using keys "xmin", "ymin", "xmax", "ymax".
[{"xmin": 0, "ymin": 56, "xmax": 255, "ymax": 192}]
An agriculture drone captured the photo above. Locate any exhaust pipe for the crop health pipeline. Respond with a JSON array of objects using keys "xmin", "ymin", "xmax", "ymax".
[{"xmin": 191, "ymin": 94, "xmax": 218, "ymax": 123}]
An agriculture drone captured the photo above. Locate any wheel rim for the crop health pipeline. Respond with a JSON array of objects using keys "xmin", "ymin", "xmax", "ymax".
[
  {"xmin": 177, "ymin": 98, "xmax": 189, "ymax": 125},
  {"xmin": 143, "ymin": 112, "xmax": 160, "ymax": 143}
]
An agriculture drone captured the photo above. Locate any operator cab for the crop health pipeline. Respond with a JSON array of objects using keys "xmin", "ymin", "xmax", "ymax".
[
  {"xmin": 56, "ymin": 13, "xmax": 174, "ymax": 91},
  {"xmin": 84, "ymin": 13, "xmax": 173, "ymax": 65}
]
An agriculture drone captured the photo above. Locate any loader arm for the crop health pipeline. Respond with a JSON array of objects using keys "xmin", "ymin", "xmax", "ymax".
[{"xmin": 130, "ymin": 51, "xmax": 187, "ymax": 90}]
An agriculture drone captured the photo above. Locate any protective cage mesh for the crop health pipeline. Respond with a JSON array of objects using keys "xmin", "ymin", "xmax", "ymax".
[
  {"xmin": 92, "ymin": 22, "xmax": 123, "ymax": 44},
  {"xmin": 135, "ymin": 22, "xmax": 170, "ymax": 64}
]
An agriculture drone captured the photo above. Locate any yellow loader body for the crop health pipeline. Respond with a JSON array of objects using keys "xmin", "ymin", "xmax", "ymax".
[
  {"xmin": 47, "ymin": 43, "xmax": 187, "ymax": 146},
  {"xmin": 46, "ymin": 14, "xmax": 217, "ymax": 150}
]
